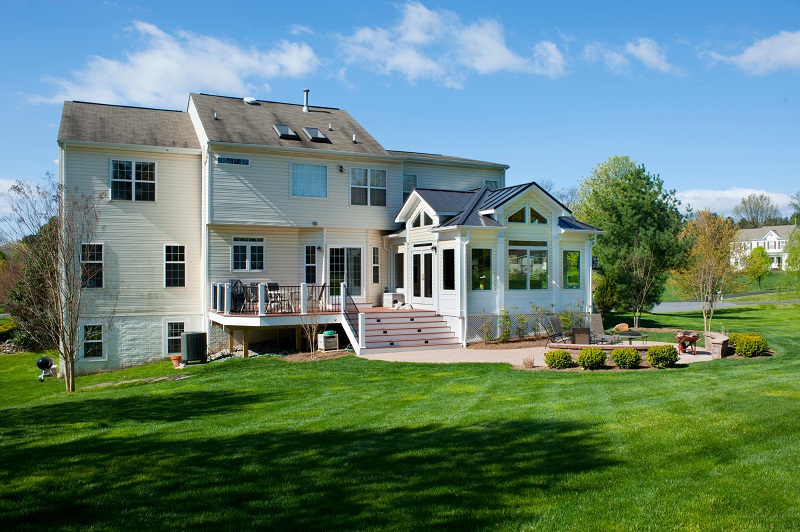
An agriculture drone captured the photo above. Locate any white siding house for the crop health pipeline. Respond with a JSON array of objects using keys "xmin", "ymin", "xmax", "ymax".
[
  {"xmin": 733, "ymin": 225, "xmax": 797, "ymax": 270},
  {"xmin": 58, "ymin": 91, "xmax": 598, "ymax": 371}
]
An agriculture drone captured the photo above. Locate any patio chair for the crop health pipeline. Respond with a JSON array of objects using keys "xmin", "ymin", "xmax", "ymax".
[
  {"xmin": 572, "ymin": 327, "xmax": 591, "ymax": 344},
  {"xmin": 589, "ymin": 314, "xmax": 617, "ymax": 344},
  {"xmin": 547, "ymin": 316, "xmax": 569, "ymax": 343},
  {"xmin": 229, "ymin": 279, "xmax": 245, "ymax": 312}
]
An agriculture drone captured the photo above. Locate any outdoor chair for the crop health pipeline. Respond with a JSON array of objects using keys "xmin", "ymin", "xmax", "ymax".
[
  {"xmin": 229, "ymin": 279, "xmax": 245, "ymax": 312},
  {"xmin": 547, "ymin": 316, "xmax": 569, "ymax": 343},
  {"xmin": 589, "ymin": 314, "xmax": 617, "ymax": 344},
  {"xmin": 572, "ymin": 327, "xmax": 591, "ymax": 344}
]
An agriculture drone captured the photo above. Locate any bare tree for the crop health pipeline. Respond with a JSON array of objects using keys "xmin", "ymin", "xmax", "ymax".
[
  {"xmin": 0, "ymin": 174, "xmax": 105, "ymax": 392},
  {"xmin": 619, "ymin": 242, "xmax": 669, "ymax": 328},
  {"xmin": 298, "ymin": 287, "xmax": 325, "ymax": 358},
  {"xmin": 732, "ymin": 193, "xmax": 784, "ymax": 228},
  {"xmin": 671, "ymin": 210, "xmax": 742, "ymax": 331}
]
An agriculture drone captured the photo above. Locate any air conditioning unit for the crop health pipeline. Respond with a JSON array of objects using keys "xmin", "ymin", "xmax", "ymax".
[{"xmin": 317, "ymin": 333, "xmax": 338, "ymax": 351}]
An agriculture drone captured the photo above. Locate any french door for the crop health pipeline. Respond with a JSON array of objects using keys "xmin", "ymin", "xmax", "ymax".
[
  {"xmin": 411, "ymin": 250, "xmax": 434, "ymax": 305},
  {"xmin": 329, "ymin": 247, "xmax": 362, "ymax": 296}
]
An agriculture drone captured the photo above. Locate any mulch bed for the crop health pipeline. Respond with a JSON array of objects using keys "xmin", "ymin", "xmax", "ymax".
[{"xmin": 468, "ymin": 338, "xmax": 549, "ymax": 350}]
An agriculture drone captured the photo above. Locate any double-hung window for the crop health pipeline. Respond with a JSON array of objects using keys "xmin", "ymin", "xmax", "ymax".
[
  {"xmin": 166, "ymin": 322, "xmax": 184, "ymax": 354},
  {"xmin": 305, "ymin": 246, "xmax": 317, "ymax": 284},
  {"xmin": 111, "ymin": 160, "xmax": 156, "ymax": 201},
  {"xmin": 81, "ymin": 243, "xmax": 103, "ymax": 288},
  {"xmin": 372, "ymin": 247, "xmax": 380, "ymax": 284},
  {"xmin": 232, "ymin": 237, "xmax": 265, "ymax": 272},
  {"xmin": 165, "ymin": 245, "xmax": 185, "ymax": 287},
  {"xmin": 403, "ymin": 174, "xmax": 417, "ymax": 203},
  {"xmin": 290, "ymin": 163, "xmax": 327, "ymax": 198},
  {"xmin": 508, "ymin": 241, "xmax": 548, "ymax": 290},
  {"xmin": 351, "ymin": 168, "xmax": 387, "ymax": 206},
  {"xmin": 83, "ymin": 324, "xmax": 103, "ymax": 359}
]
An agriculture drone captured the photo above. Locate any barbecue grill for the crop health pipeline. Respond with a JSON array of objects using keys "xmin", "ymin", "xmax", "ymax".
[{"xmin": 36, "ymin": 356, "xmax": 57, "ymax": 382}]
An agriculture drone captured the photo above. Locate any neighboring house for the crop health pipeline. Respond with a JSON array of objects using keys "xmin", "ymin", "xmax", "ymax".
[
  {"xmin": 58, "ymin": 91, "xmax": 599, "ymax": 373},
  {"xmin": 733, "ymin": 225, "xmax": 797, "ymax": 270}
]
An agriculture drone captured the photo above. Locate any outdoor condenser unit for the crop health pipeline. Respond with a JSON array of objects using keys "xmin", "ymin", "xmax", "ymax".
[{"xmin": 181, "ymin": 332, "xmax": 207, "ymax": 364}]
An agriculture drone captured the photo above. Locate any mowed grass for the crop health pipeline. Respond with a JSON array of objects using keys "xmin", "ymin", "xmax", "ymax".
[{"xmin": 1, "ymin": 306, "xmax": 800, "ymax": 530}]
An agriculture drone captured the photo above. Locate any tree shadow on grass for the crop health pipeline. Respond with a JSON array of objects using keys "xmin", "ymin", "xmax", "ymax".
[{"xmin": 0, "ymin": 393, "xmax": 616, "ymax": 530}]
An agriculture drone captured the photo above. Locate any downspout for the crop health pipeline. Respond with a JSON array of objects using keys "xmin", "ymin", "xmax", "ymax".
[{"xmin": 202, "ymin": 142, "xmax": 212, "ymax": 332}]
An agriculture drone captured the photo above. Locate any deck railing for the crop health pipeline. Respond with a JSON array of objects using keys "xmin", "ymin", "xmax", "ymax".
[{"xmin": 209, "ymin": 282, "xmax": 340, "ymax": 315}]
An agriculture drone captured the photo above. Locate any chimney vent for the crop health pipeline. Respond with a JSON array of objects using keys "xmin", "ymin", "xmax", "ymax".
[
  {"xmin": 302, "ymin": 89, "xmax": 310, "ymax": 113},
  {"xmin": 352, "ymin": 134, "xmax": 357, "ymax": 144}
]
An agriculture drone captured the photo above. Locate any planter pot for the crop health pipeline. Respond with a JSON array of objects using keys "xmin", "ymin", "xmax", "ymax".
[{"xmin": 170, "ymin": 355, "xmax": 183, "ymax": 368}]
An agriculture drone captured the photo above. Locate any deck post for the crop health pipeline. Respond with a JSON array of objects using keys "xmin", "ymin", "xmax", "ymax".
[
  {"xmin": 258, "ymin": 283, "xmax": 266, "ymax": 315},
  {"xmin": 228, "ymin": 328, "xmax": 235, "ymax": 354},
  {"xmin": 224, "ymin": 283, "xmax": 232, "ymax": 314},
  {"xmin": 300, "ymin": 283, "xmax": 308, "ymax": 314},
  {"xmin": 358, "ymin": 313, "xmax": 366, "ymax": 349},
  {"xmin": 242, "ymin": 328, "xmax": 249, "ymax": 358}
]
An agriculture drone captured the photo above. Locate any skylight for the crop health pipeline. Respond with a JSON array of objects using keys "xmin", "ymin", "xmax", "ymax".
[
  {"xmin": 273, "ymin": 124, "xmax": 300, "ymax": 140},
  {"xmin": 303, "ymin": 127, "xmax": 331, "ymax": 143}
]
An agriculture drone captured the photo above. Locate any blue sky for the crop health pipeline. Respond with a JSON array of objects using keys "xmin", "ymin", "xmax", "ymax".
[{"xmin": 2, "ymin": 0, "xmax": 799, "ymax": 216}]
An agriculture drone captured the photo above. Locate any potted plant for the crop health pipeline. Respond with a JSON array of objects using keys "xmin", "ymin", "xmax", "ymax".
[{"xmin": 170, "ymin": 355, "xmax": 182, "ymax": 368}]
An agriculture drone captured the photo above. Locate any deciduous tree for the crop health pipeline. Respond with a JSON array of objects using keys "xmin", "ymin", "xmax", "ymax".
[
  {"xmin": 574, "ymin": 156, "xmax": 685, "ymax": 327},
  {"xmin": 732, "ymin": 193, "xmax": 784, "ymax": 228},
  {"xmin": 0, "ymin": 174, "xmax": 106, "ymax": 392},
  {"xmin": 671, "ymin": 210, "xmax": 742, "ymax": 331},
  {"xmin": 742, "ymin": 246, "xmax": 772, "ymax": 290}
]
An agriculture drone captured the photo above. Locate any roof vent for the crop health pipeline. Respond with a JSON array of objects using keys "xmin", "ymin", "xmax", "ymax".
[
  {"xmin": 243, "ymin": 96, "xmax": 257, "ymax": 105},
  {"xmin": 302, "ymin": 89, "xmax": 310, "ymax": 113},
  {"xmin": 352, "ymin": 134, "xmax": 357, "ymax": 144}
]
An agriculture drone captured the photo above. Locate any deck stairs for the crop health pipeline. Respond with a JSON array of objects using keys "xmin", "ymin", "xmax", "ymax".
[{"xmin": 359, "ymin": 309, "xmax": 461, "ymax": 354}]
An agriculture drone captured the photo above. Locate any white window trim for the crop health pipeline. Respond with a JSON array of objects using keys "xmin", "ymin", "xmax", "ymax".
[
  {"xmin": 81, "ymin": 242, "xmax": 104, "ymax": 289},
  {"xmin": 163, "ymin": 317, "xmax": 190, "ymax": 357},
  {"xmin": 327, "ymin": 244, "xmax": 366, "ymax": 299},
  {"xmin": 507, "ymin": 244, "xmax": 549, "ymax": 290},
  {"xmin": 164, "ymin": 244, "xmax": 186, "ymax": 288},
  {"xmin": 109, "ymin": 159, "xmax": 157, "ymax": 202},
  {"xmin": 231, "ymin": 236, "xmax": 265, "ymax": 272},
  {"xmin": 81, "ymin": 323, "xmax": 106, "ymax": 362},
  {"xmin": 290, "ymin": 162, "xmax": 328, "ymax": 199},
  {"xmin": 372, "ymin": 246, "xmax": 380, "ymax": 285},
  {"xmin": 305, "ymin": 245, "xmax": 318, "ymax": 284},
  {"xmin": 562, "ymin": 249, "xmax": 582, "ymax": 290},
  {"xmin": 470, "ymin": 247, "xmax": 493, "ymax": 291},
  {"xmin": 350, "ymin": 167, "xmax": 387, "ymax": 207},
  {"xmin": 441, "ymin": 247, "xmax": 456, "ymax": 292},
  {"xmin": 215, "ymin": 155, "xmax": 250, "ymax": 166}
]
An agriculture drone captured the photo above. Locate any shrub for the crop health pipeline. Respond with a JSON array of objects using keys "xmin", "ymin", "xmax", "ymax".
[
  {"xmin": 611, "ymin": 347, "xmax": 641, "ymax": 369},
  {"xmin": 522, "ymin": 355, "xmax": 535, "ymax": 369},
  {"xmin": 498, "ymin": 308, "xmax": 512, "ymax": 342},
  {"xmin": 729, "ymin": 332, "xmax": 757, "ymax": 348},
  {"xmin": 0, "ymin": 320, "xmax": 18, "ymax": 342},
  {"xmin": 733, "ymin": 334, "xmax": 769, "ymax": 357},
  {"xmin": 577, "ymin": 347, "xmax": 607, "ymax": 370},
  {"xmin": 647, "ymin": 345, "xmax": 679, "ymax": 368},
  {"xmin": 593, "ymin": 275, "xmax": 617, "ymax": 314},
  {"xmin": 545, "ymin": 349, "xmax": 572, "ymax": 369}
]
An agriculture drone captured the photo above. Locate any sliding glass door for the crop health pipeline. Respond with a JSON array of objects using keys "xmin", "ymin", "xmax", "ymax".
[{"xmin": 329, "ymin": 247, "xmax": 362, "ymax": 296}]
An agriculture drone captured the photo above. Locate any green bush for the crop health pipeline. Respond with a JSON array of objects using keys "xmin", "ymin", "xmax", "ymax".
[
  {"xmin": 544, "ymin": 349, "xmax": 573, "ymax": 369},
  {"xmin": 733, "ymin": 334, "xmax": 769, "ymax": 357},
  {"xmin": 611, "ymin": 347, "xmax": 641, "ymax": 369},
  {"xmin": 646, "ymin": 345, "xmax": 679, "ymax": 369},
  {"xmin": 0, "ymin": 320, "xmax": 18, "ymax": 342},
  {"xmin": 577, "ymin": 347, "xmax": 607, "ymax": 370},
  {"xmin": 729, "ymin": 332, "xmax": 756, "ymax": 348}
]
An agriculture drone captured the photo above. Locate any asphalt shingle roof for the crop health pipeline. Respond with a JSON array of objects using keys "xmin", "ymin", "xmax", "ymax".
[
  {"xmin": 735, "ymin": 224, "xmax": 796, "ymax": 241},
  {"xmin": 387, "ymin": 150, "xmax": 507, "ymax": 168},
  {"xmin": 191, "ymin": 93, "xmax": 388, "ymax": 155},
  {"xmin": 58, "ymin": 101, "xmax": 200, "ymax": 149}
]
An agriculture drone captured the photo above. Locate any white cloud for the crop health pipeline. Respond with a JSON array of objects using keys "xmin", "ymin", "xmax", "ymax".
[
  {"xmin": 705, "ymin": 30, "xmax": 800, "ymax": 75},
  {"xmin": 0, "ymin": 178, "xmax": 19, "ymax": 216},
  {"xmin": 339, "ymin": 1, "xmax": 565, "ymax": 87},
  {"xmin": 582, "ymin": 42, "xmax": 629, "ymax": 73},
  {"xmin": 676, "ymin": 188, "xmax": 793, "ymax": 217},
  {"xmin": 33, "ymin": 21, "xmax": 319, "ymax": 108},
  {"xmin": 624, "ymin": 37, "xmax": 682, "ymax": 74},
  {"xmin": 289, "ymin": 24, "xmax": 313, "ymax": 36}
]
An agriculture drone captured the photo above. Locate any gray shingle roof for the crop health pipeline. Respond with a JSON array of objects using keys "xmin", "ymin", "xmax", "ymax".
[
  {"xmin": 735, "ymin": 224, "xmax": 796, "ymax": 241},
  {"xmin": 191, "ymin": 93, "xmax": 388, "ymax": 155},
  {"xmin": 58, "ymin": 101, "xmax": 200, "ymax": 149},
  {"xmin": 387, "ymin": 150, "xmax": 508, "ymax": 168},
  {"xmin": 558, "ymin": 217, "xmax": 603, "ymax": 232}
]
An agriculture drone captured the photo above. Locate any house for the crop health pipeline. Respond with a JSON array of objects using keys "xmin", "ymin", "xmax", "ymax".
[
  {"xmin": 733, "ymin": 224, "xmax": 796, "ymax": 270},
  {"xmin": 57, "ymin": 90, "xmax": 599, "ymax": 373}
]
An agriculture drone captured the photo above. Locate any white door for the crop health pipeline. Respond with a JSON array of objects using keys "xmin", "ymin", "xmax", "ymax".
[{"xmin": 411, "ymin": 250, "xmax": 434, "ymax": 305}]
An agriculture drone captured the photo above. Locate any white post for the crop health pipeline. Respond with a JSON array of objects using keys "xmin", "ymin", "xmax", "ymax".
[
  {"xmin": 224, "ymin": 282, "xmax": 232, "ymax": 314},
  {"xmin": 258, "ymin": 283, "xmax": 266, "ymax": 316},
  {"xmin": 300, "ymin": 283, "xmax": 308, "ymax": 314},
  {"xmin": 210, "ymin": 283, "xmax": 217, "ymax": 311},
  {"xmin": 358, "ymin": 312, "xmax": 366, "ymax": 349}
]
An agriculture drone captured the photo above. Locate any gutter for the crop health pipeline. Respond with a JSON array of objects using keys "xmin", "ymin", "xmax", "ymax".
[{"xmin": 58, "ymin": 140, "xmax": 202, "ymax": 155}]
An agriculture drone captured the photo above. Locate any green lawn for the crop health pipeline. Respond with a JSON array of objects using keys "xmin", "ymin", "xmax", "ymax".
[
  {"xmin": 2, "ymin": 305, "xmax": 800, "ymax": 530},
  {"xmin": 661, "ymin": 270, "xmax": 796, "ymax": 302}
]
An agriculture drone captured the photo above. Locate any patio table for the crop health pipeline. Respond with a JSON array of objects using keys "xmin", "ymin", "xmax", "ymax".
[{"xmin": 615, "ymin": 331, "xmax": 649, "ymax": 345}]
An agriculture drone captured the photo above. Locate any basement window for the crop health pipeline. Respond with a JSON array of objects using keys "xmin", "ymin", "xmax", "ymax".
[
  {"xmin": 303, "ymin": 127, "xmax": 331, "ymax": 143},
  {"xmin": 273, "ymin": 124, "xmax": 300, "ymax": 140}
]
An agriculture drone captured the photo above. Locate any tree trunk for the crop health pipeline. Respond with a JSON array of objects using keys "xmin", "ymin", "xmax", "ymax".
[{"xmin": 633, "ymin": 310, "xmax": 640, "ymax": 329}]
